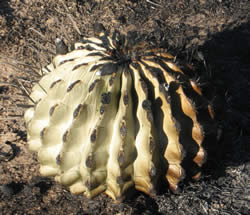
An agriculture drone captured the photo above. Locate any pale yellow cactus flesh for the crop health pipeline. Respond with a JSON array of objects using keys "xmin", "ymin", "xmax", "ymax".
[{"xmin": 25, "ymin": 30, "xmax": 218, "ymax": 201}]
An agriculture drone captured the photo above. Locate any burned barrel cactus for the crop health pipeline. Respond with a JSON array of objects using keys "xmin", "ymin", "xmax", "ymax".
[{"xmin": 24, "ymin": 26, "xmax": 219, "ymax": 201}]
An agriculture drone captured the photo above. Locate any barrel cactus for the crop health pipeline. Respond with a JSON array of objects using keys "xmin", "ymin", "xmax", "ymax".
[{"xmin": 24, "ymin": 25, "xmax": 219, "ymax": 201}]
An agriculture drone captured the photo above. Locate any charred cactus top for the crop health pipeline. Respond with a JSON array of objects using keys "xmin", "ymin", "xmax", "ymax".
[{"xmin": 24, "ymin": 24, "xmax": 219, "ymax": 201}]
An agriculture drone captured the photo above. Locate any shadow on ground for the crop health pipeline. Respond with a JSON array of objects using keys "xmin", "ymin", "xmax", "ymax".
[
  {"xmin": 0, "ymin": 0, "xmax": 14, "ymax": 27},
  {"xmin": 201, "ymin": 20, "xmax": 250, "ymax": 169}
]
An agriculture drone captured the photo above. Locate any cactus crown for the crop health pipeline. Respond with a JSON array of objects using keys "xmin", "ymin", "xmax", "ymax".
[{"xmin": 24, "ymin": 24, "xmax": 219, "ymax": 201}]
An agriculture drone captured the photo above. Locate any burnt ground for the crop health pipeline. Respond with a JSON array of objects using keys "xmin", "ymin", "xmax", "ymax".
[{"xmin": 0, "ymin": 0, "xmax": 249, "ymax": 214}]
